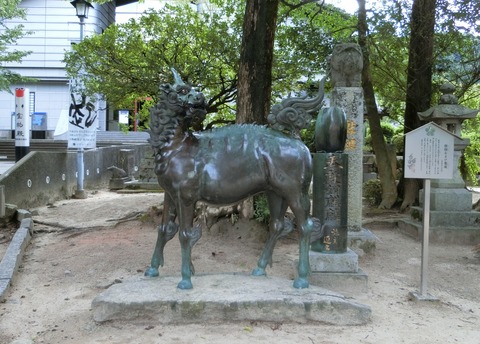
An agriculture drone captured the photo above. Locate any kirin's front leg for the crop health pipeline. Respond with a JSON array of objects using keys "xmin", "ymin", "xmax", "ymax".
[
  {"xmin": 145, "ymin": 193, "xmax": 178, "ymax": 277},
  {"xmin": 177, "ymin": 204, "xmax": 202, "ymax": 289}
]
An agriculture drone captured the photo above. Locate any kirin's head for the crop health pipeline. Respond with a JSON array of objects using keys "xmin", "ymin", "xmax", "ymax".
[{"xmin": 159, "ymin": 69, "xmax": 207, "ymax": 126}]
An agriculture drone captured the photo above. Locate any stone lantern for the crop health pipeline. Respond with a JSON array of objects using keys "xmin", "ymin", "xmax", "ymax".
[
  {"xmin": 400, "ymin": 83, "xmax": 480, "ymax": 243},
  {"xmin": 418, "ymin": 83, "xmax": 477, "ymax": 137},
  {"xmin": 418, "ymin": 83, "xmax": 478, "ymax": 190}
]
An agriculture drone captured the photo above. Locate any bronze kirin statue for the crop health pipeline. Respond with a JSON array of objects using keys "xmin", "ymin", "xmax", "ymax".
[{"xmin": 144, "ymin": 69, "xmax": 324, "ymax": 289}]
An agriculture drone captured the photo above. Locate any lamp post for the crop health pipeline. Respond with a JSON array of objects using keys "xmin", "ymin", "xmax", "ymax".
[
  {"xmin": 70, "ymin": 0, "xmax": 93, "ymax": 199},
  {"xmin": 70, "ymin": 0, "xmax": 93, "ymax": 43}
]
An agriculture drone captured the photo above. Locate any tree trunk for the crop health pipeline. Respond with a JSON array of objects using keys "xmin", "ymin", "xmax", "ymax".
[
  {"xmin": 236, "ymin": 0, "xmax": 279, "ymax": 124},
  {"xmin": 401, "ymin": 0, "xmax": 437, "ymax": 211},
  {"xmin": 358, "ymin": 0, "xmax": 398, "ymax": 209},
  {"xmin": 236, "ymin": 0, "xmax": 279, "ymax": 219}
]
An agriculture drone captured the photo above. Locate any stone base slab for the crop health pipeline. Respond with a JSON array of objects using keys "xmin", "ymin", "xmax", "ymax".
[
  {"xmin": 309, "ymin": 269, "xmax": 369, "ymax": 296},
  {"xmin": 348, "ymin": 228, "xmax": 378, "ymax": 251},
  {"xmin": 410, "ymin": 206, "xmax": 480, "ymax": 227},
  {"xmin": 92, "ymin": 274, "xmax": 371, "ymax": 325},
  {"xmin": 397, "ymin": 219, "xmax": 480, "ymax": 244},
  {"xmin": 309, "ymin": 248, "xmax": 358, "ymax": 273},
  {"xmin": 409, "ymin": 291, "xmax": 439, "ymax": 302},
  {"xmin": 420, "ymin": 187, "xmax": 472, "ymax": 211}
]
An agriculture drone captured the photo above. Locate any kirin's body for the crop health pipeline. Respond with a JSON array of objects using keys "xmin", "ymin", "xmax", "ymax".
[
  {"xmin": 156, "ymin": 125, "xmax": 312, "ymax": 205},
  {"xmin": 145, "ymin": 70, "xmax": 322, "ymax": 289}
]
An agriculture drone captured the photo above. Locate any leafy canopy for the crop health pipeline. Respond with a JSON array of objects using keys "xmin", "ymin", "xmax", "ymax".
[
  {"xmin": 0, "ymin": 0, "xmax": 33, "ymax": 92},
  {"xmin": 65, "ymin": 3, "xmax": 240, "ymax": 118},
  {"xmin": 64, "ymin": 0, "xmax": 356, "ymax": 126},
  {"xmin": 351, "ymin": 0, "xmax": 478, "ymax": 119}
]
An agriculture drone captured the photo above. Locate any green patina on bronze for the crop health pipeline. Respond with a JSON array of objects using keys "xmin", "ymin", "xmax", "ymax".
[{"xmin": 145, "ymin": 69, "xmax": 324, "ymax": 290}]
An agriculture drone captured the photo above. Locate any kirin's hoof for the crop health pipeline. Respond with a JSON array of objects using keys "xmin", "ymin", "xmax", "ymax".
[
  {"xmin": 177, "ymin": 279, "xmax": 193, "ymax": 290},
  {"xmin": 251, "ymin": 267, "xmax": 266, "ymax": 277},
  {"xmin": 293, "ymin": 278, "xmax": 309, "ymax": 289},
  {"xmin": 144, "ymin": 267, "xmax": 159, "ymax": 277}
]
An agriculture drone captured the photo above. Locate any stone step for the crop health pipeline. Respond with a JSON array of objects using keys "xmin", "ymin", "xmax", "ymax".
[
  {"xmin": 397, "ymin": 218, "xmax": 480, "ymax": 244},
  {"xmin": 410, "ymin": 206, "xmax": 480, "ymax": 227}
]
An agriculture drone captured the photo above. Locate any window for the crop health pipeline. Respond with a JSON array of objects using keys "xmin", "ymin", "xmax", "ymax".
[{"xmin": 29, "ymin": 92, "xmax": 35, "ymax": 114}]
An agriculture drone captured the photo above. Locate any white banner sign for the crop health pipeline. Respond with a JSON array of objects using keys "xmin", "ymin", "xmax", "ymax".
[
  {"xmin": 68, "ymin": 95, "xmax": 97, "ymax": 149},
  {"xmin": 15, "ymin": 88, "xmax": 30, "ymax": 147}
]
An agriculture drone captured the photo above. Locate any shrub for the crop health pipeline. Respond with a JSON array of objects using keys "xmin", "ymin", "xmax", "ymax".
[
  {"xmin": 253, "ymin": 194, "xmax": 270, "ymax": 224},
  {"xmin": 363, "ymin": 179, "xmax": 382, "ymax": 206}
]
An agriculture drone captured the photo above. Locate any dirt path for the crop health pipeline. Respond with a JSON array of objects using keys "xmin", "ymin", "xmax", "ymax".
[{"xmin": 0, "ymin": 190, "xmax": 479, "ymax": 344}]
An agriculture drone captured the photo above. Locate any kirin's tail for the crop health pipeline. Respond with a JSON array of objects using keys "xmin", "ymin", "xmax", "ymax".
[{"xmin": 267, "ymin": 77, "xmax": 326, "ymax": 138}]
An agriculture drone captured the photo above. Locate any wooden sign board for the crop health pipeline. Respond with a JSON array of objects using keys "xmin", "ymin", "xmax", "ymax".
[{"xmin": 404, "ymin": 122, "xmax": 455, "ymax": 180}]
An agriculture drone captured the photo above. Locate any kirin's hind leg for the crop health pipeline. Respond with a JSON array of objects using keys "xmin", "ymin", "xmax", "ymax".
[
  {"xmin": 177, "ymin": 204, "xmax": 202, "ymax": 290},
  {"xmin": 145, "ymin": 193, "xmax": 178, "ymax": 277},
  {"xmin": 252, "ymin": 192, "xmax": 290, "ymax": 277},
  {"xmin": 289, "ymin": 194, "xmax": 313, "ymax": 289}
]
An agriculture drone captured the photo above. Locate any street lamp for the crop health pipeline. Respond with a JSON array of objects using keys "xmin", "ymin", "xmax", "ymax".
[
  {"xmin": 70, "ymin": 0, "xmax": 93, "ymax": 40},
  {"xmin": 70, "ymin": 0, "xmax": 93, "ymax": 199},
  {"xmin": 71, "ymin": 0, "xmax": 93, "ymax": 18}
]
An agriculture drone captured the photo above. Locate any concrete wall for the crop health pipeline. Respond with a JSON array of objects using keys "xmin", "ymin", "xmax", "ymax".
[{"xmin": 0, "ymin": 144, "xmax": 150, "ymax": 209}]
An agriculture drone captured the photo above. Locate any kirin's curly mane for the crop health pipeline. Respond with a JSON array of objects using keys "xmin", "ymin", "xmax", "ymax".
[
  {"xmin": 148, "ymin": 87, "xmax": 182, "ymax": 152},
  {"xmin": 148, "ymin": 76, "xmax": 326, "ymax": 153}
]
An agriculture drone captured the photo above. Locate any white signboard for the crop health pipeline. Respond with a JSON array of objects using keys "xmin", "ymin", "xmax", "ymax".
[
  {"xmin": 404, "ymin": 122, "xmax": 455, "ymax": 180},
  {"xmin": 15, "ymin": 88, "xmax": 30, "ymax": 147},
  {"xmin": 118, "ymin": 110, "xmax": 130, "ymax": 125},
  {"xmin": 68, "ymin": 95, "xmax": 97, "ymax": 149}
]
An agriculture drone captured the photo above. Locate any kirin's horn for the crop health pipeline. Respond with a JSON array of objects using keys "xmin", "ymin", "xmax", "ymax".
[{"xmin": 171, "ymin": 68, "xmax": 186, "ymax": 87}]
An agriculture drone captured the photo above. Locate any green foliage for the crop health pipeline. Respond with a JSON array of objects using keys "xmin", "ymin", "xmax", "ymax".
[
  {"xmin": 462, "ymin": 144, "xmax": 479, "ymax": 186},
  {"xmin": 461, "ymin": 116, "xmax": 480, "ymax": 185},
  {"xmin": 364, "ymin": 119, "xmax": 403, "ymax": 153},
  {"xmin": 300, "ymin": 122, "xmax": 316, "ymax": 153},
  {"xmin": 65, "ymin": 0, "xmax": 358, "ymax": 127},
  {"xmin": 360, "ymin": 0, "xmax": 479, "ymax": 126},
  {"xmin": 363, "ymin": 179, "xmax": 383, "ymax": 206},
  {"xmin": 274, "ymin": 2, "xmax": 356, "ymax": 95},
  {"xmin": 0, "ymin": 0, "xmax": 33, "ymax": 92},
  {"xmin": 253, "ymin": 194, "xmax": 270, "ymax": 224},
  {"xmin": 71, "ymin": 0, "xmax": 479, "ymax": 142},
  {"xmin": 64, "ymin": 3, "xmax": 241, "ymax": 114},
  {"xmin": 391, "ymin": 133, "xmax": 405, "ymax": 154},
  {"xmin": 363, "ymin": 1, "xmax": 411, "ymax": 122}
]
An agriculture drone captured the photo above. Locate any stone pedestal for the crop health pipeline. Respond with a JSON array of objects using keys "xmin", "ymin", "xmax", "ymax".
[
  {"xmin": 309, "ymin": 249, "xmax": 358, "ymax": 272},
  {"xmin": 331, "ymin": 87, "xmax": 376, "ymax": 251},
  {"xmin": 331, "ymin": 87, "xmax": 364, "ymax": 232},
  {"xmin": 311, "ymin": 152, "xmax": 348, "ymax": 253},
  {"xmin": 307, "ymin": 249, "xmax": 368, "ymax": 296}
]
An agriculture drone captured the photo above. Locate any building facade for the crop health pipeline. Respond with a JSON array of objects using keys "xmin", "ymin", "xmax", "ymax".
[{"xmin": 0, "ymin": 0, "xmax": 131, "ymax": 139}]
